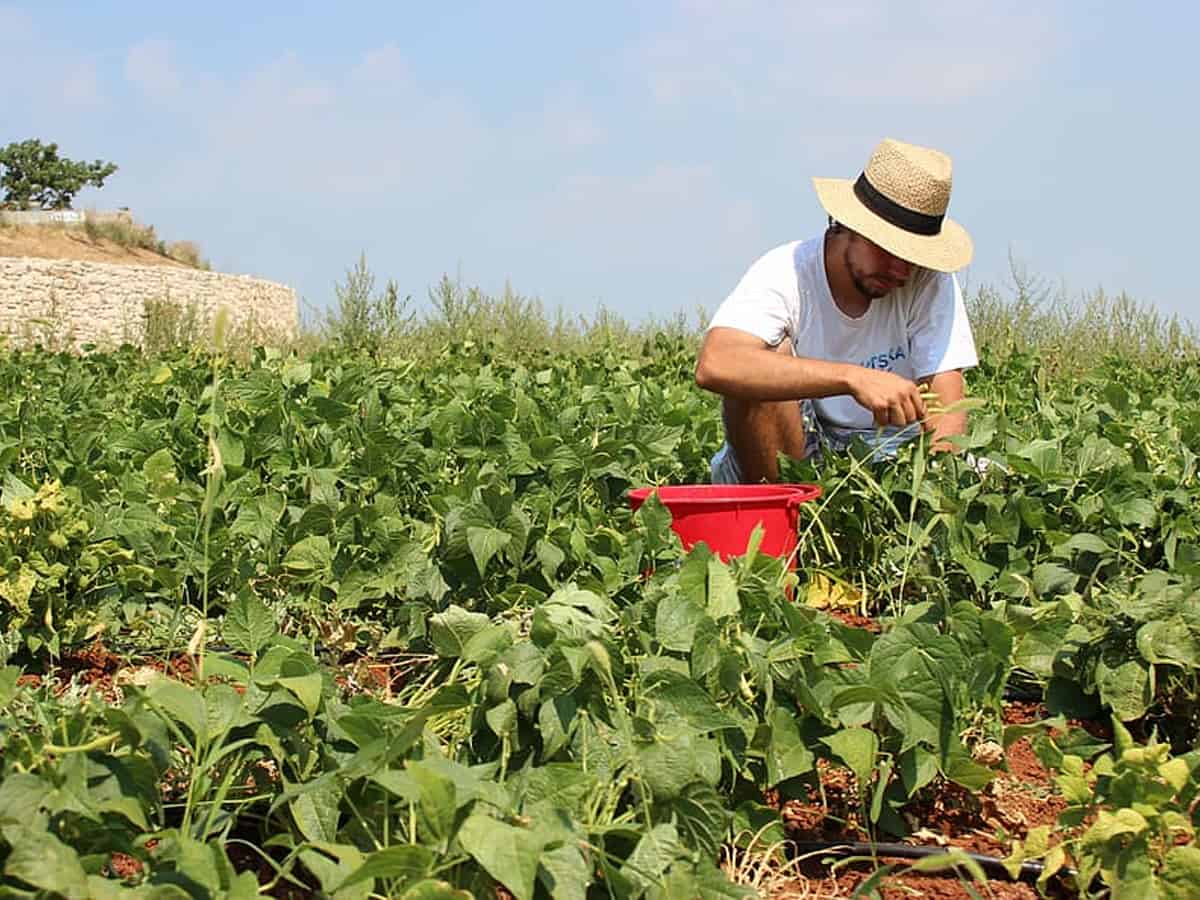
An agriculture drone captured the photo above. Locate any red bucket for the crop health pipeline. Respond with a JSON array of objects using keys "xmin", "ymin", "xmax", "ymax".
[{"xmin": 627, "ymin": 483, "xmax": 822, "ymax": 563}]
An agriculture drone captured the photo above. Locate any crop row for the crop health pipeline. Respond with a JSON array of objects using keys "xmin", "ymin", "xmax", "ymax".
[{"xmin": 0, "ymin": 339, "xmax": 1198, "ymax": 897}]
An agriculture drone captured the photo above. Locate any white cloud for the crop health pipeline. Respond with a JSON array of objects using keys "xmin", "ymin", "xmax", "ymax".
[
  {"xmin": 127, "ymin": 48, "xmax": 491, "ymax": 208},
  {"xmin": 539, "ymin": 162, "xmax": 763, "ymax": 260},
  {"xmin": 58, "ymin": 62, "xmax": 103, "ymax": 107},
  {"xmin": 531, "ymin": 90, "xmax": 607, "ymax": 152},
  {"xmin": 639, "ymin": 0, "xmax": 1062, "ymax": 108},
  {"xmin": 125, "ymin": 39, "xmax": 181, "ymax": 101},
  {"xmin": 349, "ymin": 44, "xmax": 411, "ymax": 88},
  {"xmin": 0, "ymin": 4, "xmax": 32, "ymax": 40}
]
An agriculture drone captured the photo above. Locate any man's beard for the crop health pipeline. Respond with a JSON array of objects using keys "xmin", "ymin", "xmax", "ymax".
[{"xmin": 844, "ymin": 247, "xmax": 893, "ymax": 300}]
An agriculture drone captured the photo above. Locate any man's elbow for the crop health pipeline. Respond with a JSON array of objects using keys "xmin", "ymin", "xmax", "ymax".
[{"xmin": 694, "ymin": 351, "xmax": 724, "ymax": 393}]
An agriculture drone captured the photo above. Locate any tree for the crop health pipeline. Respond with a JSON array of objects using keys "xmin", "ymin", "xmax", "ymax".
[{"xmin": 0, "ymin": 139, "xmax": 118, "ymax": 210}]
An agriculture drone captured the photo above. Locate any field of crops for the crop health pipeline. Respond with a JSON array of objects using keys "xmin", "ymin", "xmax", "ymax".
[{"xmin": 1, "ymin": 331, "xmax": 1198, "ymax": 898}]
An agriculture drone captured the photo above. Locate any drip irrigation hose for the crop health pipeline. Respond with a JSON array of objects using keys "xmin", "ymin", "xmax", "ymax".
[{"xmin": 790, "ymin": 840, "xmax": 1075, "ymax": 885}]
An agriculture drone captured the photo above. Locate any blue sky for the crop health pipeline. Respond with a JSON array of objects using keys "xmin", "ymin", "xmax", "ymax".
[{"xmin": 3, "ymin": 2, "xmax": 1197, "ymax": 327}]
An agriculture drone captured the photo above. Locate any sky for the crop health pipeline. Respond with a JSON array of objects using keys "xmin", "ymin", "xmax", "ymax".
[{"xmin": 3, "ymin": 1, "xmax": 1198, "ymax": 327}]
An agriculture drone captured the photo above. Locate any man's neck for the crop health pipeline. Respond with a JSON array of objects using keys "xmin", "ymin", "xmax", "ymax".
[{"xmin": 823, "ymin": 231, "xmax": 872, "ymax": 318}]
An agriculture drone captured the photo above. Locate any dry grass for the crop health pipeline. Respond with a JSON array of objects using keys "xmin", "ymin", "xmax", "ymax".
[
  {"xmin": 0, "ymin": 215, "xmax": 207, "ymax": 270},
  {"xmin": 968, "ymin": 260, "xmax": 1197, "ymax": 374},
  {"xmin": 721, "ymin": 826, "xmax": 837, "ymax": 899},
  {"xmin": 164, "ymin": 240, "xmax": 209, "ymax": 269}
]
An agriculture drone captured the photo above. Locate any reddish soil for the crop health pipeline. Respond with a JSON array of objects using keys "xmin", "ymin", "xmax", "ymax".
[
  {"xmin": 768, "ymin": 703, "xmax": 1072, "ymax": 899},
  {"xmin": 28, "ymin": 643, "xmax": 200, "ymax": 704},
  {"xmin": 825, "ymin": 610, "xmax": 882, "ymax": 633},
  {"xmin": 16, "ymin": 645, "xmax": 1084, "ymax": 898},
  {"xmin": 105, "ymin": 852, "xmax": 144, "ymax": 879}
]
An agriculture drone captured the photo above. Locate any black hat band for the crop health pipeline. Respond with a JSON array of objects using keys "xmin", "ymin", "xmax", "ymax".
[{"xmin": 853, "ymin": 173, "xmax": 944, "ymax": 237}]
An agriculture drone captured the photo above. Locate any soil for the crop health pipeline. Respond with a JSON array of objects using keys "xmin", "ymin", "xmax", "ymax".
[
  {"xmin": 0, "ymin": 224, "xmax": 188, "ymax": 267},
  {"xmin": 766, "ymin": 702, "xmax": 1073, "ymax": 899},
  {"xmin": 825, "ymin": 609, "xmax": 882, "ymax": 633},
  {"xmin": 19, "ymin": 644, "xmax": 1081, "ymax": 898}
]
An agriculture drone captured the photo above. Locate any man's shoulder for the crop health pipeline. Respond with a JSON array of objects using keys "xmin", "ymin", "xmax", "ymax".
[
  {"xmin": 741, "ymin": 237, "xmax": 821, "ymax": 284},
  {"xmin": 752, "ymin": 237, "xmax": 817, "ymax": 266},
  {"xmin": 895, "ymin": 267, "xmax": 957, "ymax": 309}
]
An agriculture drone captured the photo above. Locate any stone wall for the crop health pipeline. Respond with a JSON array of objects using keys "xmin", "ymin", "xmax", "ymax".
[
  {"xmin": 0, "ymin": 208, "xmax": 132, "ymax": 226},
  {"xmin": 0, "ymin": 257, "xmax": 297, "ymax": 351}
]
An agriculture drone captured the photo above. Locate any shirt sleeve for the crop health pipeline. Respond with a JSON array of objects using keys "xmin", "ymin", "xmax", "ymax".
[
  {"xmin": 706, "ymin": 246, "xmax": 798, "ymax": 347},
  {"xmin": 906, "ymin": 271, "xmax": 978, "ymax": 379}
]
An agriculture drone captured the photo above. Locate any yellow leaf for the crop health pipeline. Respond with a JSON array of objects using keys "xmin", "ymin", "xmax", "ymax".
[
  {"xmin": 805, "ymin": 572, "xmax": 863, "ymax": 610},
  {"xmin": 1160, "ymin": 757, "xmax": 1190, "ymax": 792},
  {"xmin": 1038, "ymin": 845, "xmax": 1066, "ymax": 890}
]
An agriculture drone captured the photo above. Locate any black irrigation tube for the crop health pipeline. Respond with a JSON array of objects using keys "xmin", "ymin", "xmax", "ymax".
[{"xmin": 790, "ymin": 840, "xmax": 1075, "ymax": 885}]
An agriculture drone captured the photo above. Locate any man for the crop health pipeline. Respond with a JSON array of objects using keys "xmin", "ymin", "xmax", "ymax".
[{"xmin": 695, "ymin": 137, "xmax": 978, "ymax": 484}]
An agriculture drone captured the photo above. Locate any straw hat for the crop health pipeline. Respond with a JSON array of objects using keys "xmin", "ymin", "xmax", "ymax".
[{"xmin": 813, "ymin": 138, "xmax": 973, "ymax": 272}]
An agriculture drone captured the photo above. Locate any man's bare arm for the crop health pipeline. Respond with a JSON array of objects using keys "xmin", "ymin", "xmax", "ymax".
[
  {"xmin": 696, "ymin": 326, "xmax": 929, "ymax": 428},
  {"xmin": 918, "ymin": 369, "xmax": 967, "ymax": 452}
]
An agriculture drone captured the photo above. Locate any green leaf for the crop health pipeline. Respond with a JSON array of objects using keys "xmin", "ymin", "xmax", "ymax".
[
  {"xmin": 485, "ymin": 699, "xmax": 518, "ymax": 738},
  {"xmin": 298, "ymin": 843, "xmax": 371, "ymax": 900},
  {"xmin": 619, "ymin": 823, "xmax": 682, "ymax": 897},
  {"xmin": 766, "ymin": 707, "xmax": 815, "ymax": 785},
  {"xmin": 284, "ymin": 535, "xmax": 332, "ymax": 574},
  {"xmin": 462, "ymin": 624, "xmax": 513, "ymax": 666},
  {"xmin": 467, "ymin": 525, "xmax": 511, "ymax": 577},
  {"xmin": 204, "ymin": 682, "xmax": 246, "ymax": 744},
  {"xmin": 337, "ymin": 845, "xmax": 434, "ymax": 891},
  {"xmin": 538, "ymin": 840, "xmax": 591, "ymax": 900},
  {"xmin": 283, "ymin": 360, "xmax": 313, "ymax": 387},
  {"xmin": 0, "ymin": 774, "xmax": 51, "ymax": 828},
  {"xmin": 290, "ymin": 777, "xmax": 342, "ymax": 844},
  {"xmin": 429, "ymin": 606, "xmax": 491, "ymax": 659},
  {"xmin": 142, "ymin": 448, "xmax": 178, "ymax": 497},
  {"xmin": 535, "ymin": 539, "xmax": 566, "ymax": 579},
  {"xmin": 941, "ymin": 745, "xmax": 996, "ymax": 791},
  {"xmin": 398, "ymin": 882, "xmax": 474, "ymax": 900},
  {"xmin": 223, "ymin": 593, "xmax": 277, "ymax": 657},
  {"xmin": 637, "ymin": 731, "xmax": 717, "ymax": 800},
  {"xmin": 1056, "ymin": 532, "xmax": 1113, "ymax": 557},
  {"xmin": 821, "ymin": 727, "xmax": 878, "ymax": 787},
  {"xmin": 907, "ymin": 849, "xmax": 989, "ymax": 884},
  {"xmin": 4, "ymin": 831, "xmax": 90, "ymax": 899},
  {"xmin": 0, "ymin": 666, "xmax": 19, "ymax": 708},
  {"xmin": 230, "ymin": 493, "xmax": 285, "ymax": 546},
  {"xmin": 1113, "ymin": 497, "xmax": 1158, "ymax": 529},
  {"xmin": 457, "ymin": 814, "xmax": 543, "ymax": 900},
  {"xmin": 1081, "ymin": 808, "xmax": 1148, "ymax": 847},
  {"xmin": 538, "ymin": 696, "xmax": 575, "ymax": 760},
  {"xmin": 1096, "ymin": 658, "xmax": 1151, "ymax": 720},
  {"xmin": 1032, "ymin": 563, "xmax": 1077, "ymax": 597},
  {"xmin": 655, "ymin": 591, "xmax": 704, "ymax": 653},
  {"xmin": 706, "ymin": 556, "xmax": 739, "ymax": 618},
  {"xmin": 1162, "ymin": 846, "xmax": 1200, "ymax": 900},
  {"xmin": 1, "ymin": 472, "xmax": 34, "ymax": 505},
  {"xmin": 520, "ymin": 764, "xmax": 596, "ymax": 819},
  {"xmin": 271, "ymin": 672, "xmax": 324, "ymax": 717},
  {"xmin": 670, "ymin": 782, "xmax": 730, "ymax": 858},
  {"xmin": 217, "ymin": 430, "xmax": 245, "ymax": 468},
  {"xmin": 1137, "ymin": 618, "xmax": 1200, "ymax": 667},
  {"xmin": 145, "ymin": 675, "xmax": 208, "ymax": 743},
  {"xmin": 642, "ymin": 669, "xmax": 740, "ymax": 734}
]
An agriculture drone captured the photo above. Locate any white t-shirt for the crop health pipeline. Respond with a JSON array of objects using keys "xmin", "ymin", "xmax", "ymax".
[{"xmin": 707, "ymin": 237, "xmax": 978, "ymax": 445}]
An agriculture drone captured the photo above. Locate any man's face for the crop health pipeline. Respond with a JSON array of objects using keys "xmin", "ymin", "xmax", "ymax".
[{"xmin": 843, "ymin": 232, "xmax": 915, "ymax": 299}]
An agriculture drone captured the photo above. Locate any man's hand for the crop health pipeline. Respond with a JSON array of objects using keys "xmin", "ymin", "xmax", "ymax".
[{"xmin": 848, "ymin": 368, "xmax": 927, "ymax": 428}]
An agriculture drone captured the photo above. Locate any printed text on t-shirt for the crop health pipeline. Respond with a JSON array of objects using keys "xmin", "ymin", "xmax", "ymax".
[{"xmin": 859, "ymin": 346, "xmax": 907, "ymax": 371}]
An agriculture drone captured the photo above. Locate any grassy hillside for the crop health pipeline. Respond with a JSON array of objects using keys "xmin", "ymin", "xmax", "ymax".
[{"xmin": 0, "ymin": 216, "xmax": 207, "ymax": 269}]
